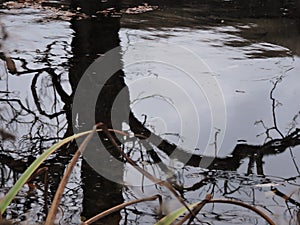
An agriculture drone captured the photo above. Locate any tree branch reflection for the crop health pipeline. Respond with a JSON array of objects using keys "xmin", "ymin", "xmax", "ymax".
[{"xmin": 120, "ymin": 75, "xmax": 300, "ymax": 177}]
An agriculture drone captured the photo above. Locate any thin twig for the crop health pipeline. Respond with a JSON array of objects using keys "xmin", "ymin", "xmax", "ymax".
[
  {"xmin": 270, "ymin": 76, "xmax": 284, "ymax": 138},
  {"xmin": 271, "ymin": 187, "xmax": 300, "ymax": 207},
  {"xmin": 81, "ymin": 195, "xmax": 162, "ymax": 225}
]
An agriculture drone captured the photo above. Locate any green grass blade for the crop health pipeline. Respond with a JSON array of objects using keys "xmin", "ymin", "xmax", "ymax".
[
  {"xmin": 0, "ymin": 130, "xmax": 93, "ymax": 214},
  {"xmin": 155, "ymin": 202, "xmax": 200, "ymax": 225}
]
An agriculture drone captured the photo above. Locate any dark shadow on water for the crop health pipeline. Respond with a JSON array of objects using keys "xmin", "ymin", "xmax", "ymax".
[{"xmin": 68, "ymin": 5, "xmax": 125, "ymax": 224}]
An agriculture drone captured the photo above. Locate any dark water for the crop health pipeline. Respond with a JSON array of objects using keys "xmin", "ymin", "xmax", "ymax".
[{"xmin": 0, "ymin": 0, "xmax": 300, "ymax": 224}]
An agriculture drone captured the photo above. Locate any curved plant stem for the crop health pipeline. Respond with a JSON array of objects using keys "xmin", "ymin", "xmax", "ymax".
[
  {"xmin": 170, "ymin": 196, "xmax": 275, "ymax": 225},
  {"xmin": 44, "ymin": 123, "xmax": 99, "ymax": 225},
  {"xmin": 0, "ymin": 130, "xmax": 93, "ymax": 215},
  {"xmin": 205, "ymin": 199, "xmax": 276, "ymax": 225},
  {"xmin": 81, "ymin": 195, "xmax": 162, "ymax": 225},
  {"xmin": 100, "ymin": 124, "xmax": 200, "ymax": 222},
  {"xmin": 0, "ymin": 125, "xmax": 128, "ymax": 217}
]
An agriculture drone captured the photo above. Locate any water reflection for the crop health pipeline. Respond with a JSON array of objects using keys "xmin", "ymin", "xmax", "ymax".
[
  {"xmin": 0, "ymin": 0, "xmax": 300, "ymax": 224},
  {"xmin": 70, "ymin": 14, "xmax": 125, "ymax": 224}
]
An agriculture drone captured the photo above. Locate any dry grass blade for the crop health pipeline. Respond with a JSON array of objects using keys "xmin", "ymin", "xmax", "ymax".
[
  {"xmin": 0, "ymin": 130, "xmax": 95, "ymax": 216},
  {"xmin": 100, "ymin": 124, "xmax": 199, "ymax": 222},
  {"xmin": 81, "ymin": 195, "xmax": 162, "ymax": 225},
  {"xmin": 44, "ymin": 123, "xmax": 99, "ymax": 225},
  {"xmin": 0, "ymin": 124, "xmax": 127, "ymax": 220}
]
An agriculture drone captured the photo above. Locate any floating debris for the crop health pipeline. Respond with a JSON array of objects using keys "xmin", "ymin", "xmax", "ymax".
[
  {"xmin": 121, "ymin": 3, "xmax": 158, "ymax": 14},
  {"xmin": 96, "ymin": 7, "xmax": 121, "ymax": 17},
  {"xmin": 235, "ymin": 89, "xmax": 246, "ymax": 93},
  {"xmin": 255, "ymin": 182, "xmax": 282, "ymax": 188},
  {"xmin": 1, "ymin": 1, "xmax": 158, "ymax": 20},
  {"xmin": 1, "ymin": 1, "xmax": 88, "ymax": 21},
  {"xmin": 2, "ymin": 0, "xmax": 43, "ymax": 9}
]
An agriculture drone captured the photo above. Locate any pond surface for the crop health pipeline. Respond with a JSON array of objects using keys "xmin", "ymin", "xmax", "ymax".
[{"xmin": 0, "ymin": 0, "xmax": 300, "ymax": 224}]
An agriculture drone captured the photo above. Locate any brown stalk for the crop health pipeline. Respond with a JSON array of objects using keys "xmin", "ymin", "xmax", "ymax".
[
  {"xmin": 81, "ymin": 195, "xmax": 162, "ymax": 225},
  {"xmin": 100, "ymin": 124, "xmax": 200, "ymax": 222},
  {"xmin": 174, "ymin": 195, "xmax": 275, "ymax": 225},
  {"xmin": 206, "ymin": 198, "xmax": 276, "ymax": 225},
  {"xmin": 44, "ymin": 123, "xmax": 99, "ymax": 225}
]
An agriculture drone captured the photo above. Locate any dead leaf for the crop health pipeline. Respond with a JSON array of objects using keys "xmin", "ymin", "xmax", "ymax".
[
  {"xmin": 0, "ymin": 52, "xmax": 17, "ymax": 74},
  {"xmin": 0, "ymin": 128, "xmax": 16, "ymax": 141}
]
